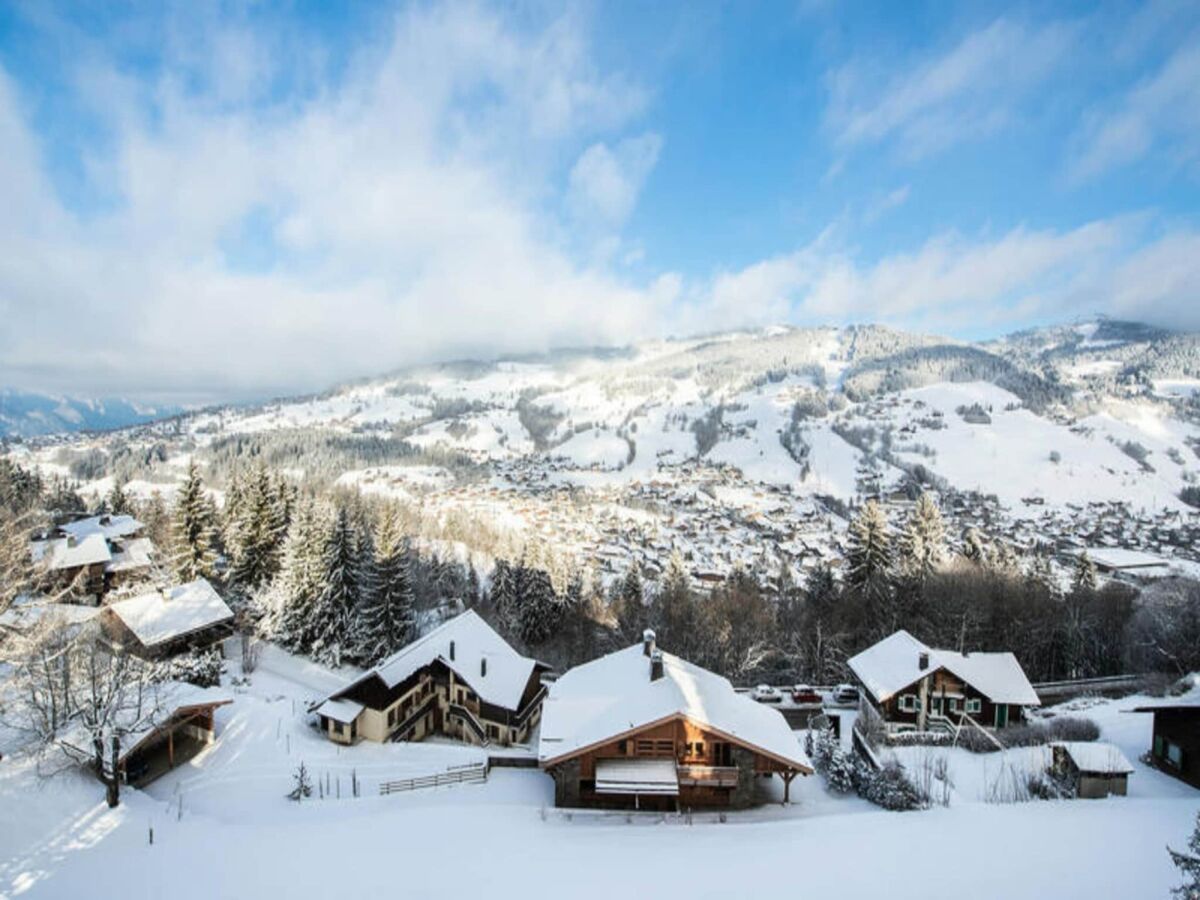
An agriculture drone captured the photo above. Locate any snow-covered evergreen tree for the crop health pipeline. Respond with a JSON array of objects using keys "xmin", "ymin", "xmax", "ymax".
[
  {"xmin": 516, "ymin": 552, "xmax": 560, "ymax": 646},
  {"xmin": 308, "ymin": 506, "xmax": 363, "ymax": 666},
  {"xmin": 275, "ymin": 499, "xmax": 327, "ymax": 651},
  {"xmin": 106, "ymin": 479, "xmax": 133, "ymax": 516},
  {"xmin": 229, "ymin": 466, "xmax": 286, "ymax": 590},
  {"xmin": 1073, "ymin": 551, "xmax": 1098, "ymax": 594},
  {"xmin": 898, "ymin": 492, "xmax": 945, "ymax": 582},
  {"xmin": 355, "ymin": 512, "xmax": 415, "ymax": 665},
  {"xmin": 846, "ymin": 500, "xmax": 892, "ymax": 597},
  {"xmin": 172, "ymin": 462, "xmax": 218, "ymax": 582},
  {"xmin": 1169, "ymin": 811, "xmax": 1200, "ymax": 900},
  {"xmin": 961, "ymin": 526, "xmax": 990, "ymax": 567}
]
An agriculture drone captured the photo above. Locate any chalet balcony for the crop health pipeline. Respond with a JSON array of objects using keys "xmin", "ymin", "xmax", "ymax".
[{"xmin": 676, "ymin": 764, "xmax": 739, "ymax": 788}]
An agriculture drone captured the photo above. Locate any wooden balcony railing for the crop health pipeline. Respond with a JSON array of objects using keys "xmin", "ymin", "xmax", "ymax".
[{"xmin": 676, "ymin": 764, "xmax": 739, "ymax": 788}]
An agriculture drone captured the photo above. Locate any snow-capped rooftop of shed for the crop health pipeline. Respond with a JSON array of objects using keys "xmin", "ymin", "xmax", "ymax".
[
  {"xmin": 106, "ymin": 578, "xmax": 234, "ymax": 648},
  {"xmin": 537, "ymin": 643, "xmax": 811, "ymax": 771},
  {"xmin": 31, "ymin": 533, "xmax": 112, "ymax": 570},
  {"xmin": 347, "ymin": 609, "xmax": 539, "ymax": 712},
  {"xmin": 1054, "ymin": 741, "xmax": 1135, "ymax": 775},
  {"xmin": 848, "ymin": 630, "xmax": 1040, "ymax": 707}
]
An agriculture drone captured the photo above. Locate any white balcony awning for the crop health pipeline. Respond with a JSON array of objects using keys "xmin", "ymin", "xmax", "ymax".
[{"xmin": 594, "ymin": 758, "xmax": 679, "ymax": 796}]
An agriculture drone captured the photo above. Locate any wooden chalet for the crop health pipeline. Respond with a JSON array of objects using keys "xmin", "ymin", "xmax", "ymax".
[
  {"xmin": 313, "ymin": 610, "xmax": 549, "ymax": 748},
  {"xmin": 31, "ymin": 514, "xmax": 155, "ymax": 600},
  {"xmin": 101, "ymin": 578, "xmax": 235, "ymax": 659},
  {"xmin": 538, "ymin": 631, "xmax": 812, "ymax": 810},
  {"xmin": 1130, "ymin": 700, "xmax": 1200, "ymax": 789},
  {"xmin": 848, "ymin": 630, "xmax": 1040, "ymax": 734}
]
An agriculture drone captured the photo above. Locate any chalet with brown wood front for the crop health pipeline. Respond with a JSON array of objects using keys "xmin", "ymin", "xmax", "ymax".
[
  {"xmin": 313, "ymin": 610, "xmax": 549, "ymax": 748},
  {"xmin": 1130, "ymin": 700, "xmax": 1200, "ymax": 789},
  {"xmin": 848, "ymin": 630, "xmax": 1040, "ymax": 734},
  {"xmin": 538, "ymin": 630, "xmax": 812, "ymax": 810},
  {"xmin": 30, "ymin": 514, "xmax": 155, "ymax": 600}
]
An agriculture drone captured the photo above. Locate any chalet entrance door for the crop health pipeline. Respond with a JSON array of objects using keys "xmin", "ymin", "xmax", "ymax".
[{"xmin": 994, "ymin": 705, "xmax": 1008, "ymax": 728}]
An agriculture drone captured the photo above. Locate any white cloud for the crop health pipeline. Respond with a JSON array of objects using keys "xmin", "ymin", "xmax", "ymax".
[
  {"xmin": 0, "ymin": 5, "xmax": 668, "ymax": 403},
  {"xmin": 568, "ymin": 132, "xmax": 663, "ymax": 229},
  {"xmin": 1070, "ymin": 42, "xmax": 1200, "ymax": 181},
  {"xmin": 685, "ymin": 217, "xmax": 1200, "ymax": 335},
  {"xmin": 827, "ymin": 18, "xmax": 1072, "ymax": 160}
]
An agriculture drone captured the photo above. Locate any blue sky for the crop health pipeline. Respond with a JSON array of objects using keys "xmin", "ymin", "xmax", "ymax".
[{"xmin": 0, "ymin": 1, "xmax": 1198, "ymax": 402}]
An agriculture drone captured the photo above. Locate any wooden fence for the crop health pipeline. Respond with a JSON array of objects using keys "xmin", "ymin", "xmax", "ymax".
[{"xmin": 379, "ymin": 762, "xmax": 488, "ymax": 796}]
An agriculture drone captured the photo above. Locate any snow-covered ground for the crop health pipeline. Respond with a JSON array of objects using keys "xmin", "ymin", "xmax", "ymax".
[{"xmin": 1, "ymin": 646, "xmax": 1195, "ymax": 899}]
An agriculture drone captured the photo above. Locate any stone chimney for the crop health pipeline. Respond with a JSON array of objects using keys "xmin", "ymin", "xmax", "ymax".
[
  {"xmin": 643, "ymin": 628, "xmax": 656, "ymax": 657},
  {"xmin": 449, "ymin": 640, "xmax": 456, "ymax": 661},
  {"xmin": 918, "ymin": 651, "xmax": 930, "ymax": 671},
  {"xmin": 480, "ymin": 657, "xmax": 487, "ymax": 678},
  {"xmin": 650, "ymin": 649, "xmax": 664, "ymax": 682}
]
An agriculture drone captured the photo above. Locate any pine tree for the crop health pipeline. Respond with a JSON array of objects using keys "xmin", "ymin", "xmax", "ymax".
[
  {"xmin": 655, "ymin": 551, "xmax": 699, "ymax": 657},
  {"xmin": 355, "ymin": 512, "xmax": 415, "ymax": 665},
  {"xmin": 1073, "ymin": 551, "xmax": 1098, "ymax": 594},
  {"xmin": 615, "ymin": 564, "xmax": 648, "ymax": 642},
  {"xmin": 229, "ymin": 466, "xmax": 285, "ymax": 590},
  {"xmin": 1169, "ymin": 811, "xmax": 1200, "ymax": 900},
  {"xmin": 276, "ymin": 500, "xmax": 326, "ymax": 651},
  {"xmin": 489, "ymin": 559, "xmax": 520, "ymax": 635},
  {"xmin": 846, "ymin": 500, "xmax": 892, "ymax": 597},
  {"xmin": 172, "ymin": 462, "xmax": 218, "ymax": 582},
  {"xmin": 309, "ymin": 506, "xmax": 363, "ymax": 667},
  {"xmin": 898, "ymin": 492, "xmax": 945, "ymax": 582},
  {"xmin": 961, "ymin": 527, "xmax": 990, "ymax": 567},
  {"xmin": 106, "ymin": 479, "xmax": 133, "ymax": 517},
  {"xmin": 516, "ymin": 552, "xmax": 560, "ymax": 646}
]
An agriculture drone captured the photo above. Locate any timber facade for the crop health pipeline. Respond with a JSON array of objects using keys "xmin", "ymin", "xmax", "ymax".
[
  {"xmin": 545, "ymin": 715, "xmax": 801, "ymax": 810},
  {"xmin": 870, "ymin": 667, "xmax": 1030, "ymax": 733},
  {"xmin": 319, "ymin": 659, "xmax": 547, "ymax": 748}
]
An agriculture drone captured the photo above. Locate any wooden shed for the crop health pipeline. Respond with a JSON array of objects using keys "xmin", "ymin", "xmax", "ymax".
[{"xmin": 1051, "ymin": 742, "xmax": 1134, "ymax": 799}]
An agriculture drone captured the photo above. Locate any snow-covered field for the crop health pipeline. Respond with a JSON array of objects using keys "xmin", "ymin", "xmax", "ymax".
[{"xmin": 1, "ymin": 646, "xmax": 1195, "ymax": 900}]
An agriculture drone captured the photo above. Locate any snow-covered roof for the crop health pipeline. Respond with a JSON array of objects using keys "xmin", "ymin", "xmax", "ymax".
[
  {"xmin": 31, "ymin": 533, "xmax": 112, "ymax": 570},
  {"xmin": 1078, "ymin": 547, "xmax": 1169, "ymax": 570},
  {"xmin": 314, "ymin": 697, "xmax": 365, "ymax": 724},
  {"xmin": 848, "ymin": 630, "xmax": 1040, "ymax": 707},
  {"xmin": 106, "ymin": 578, "xmax": 234, "ymax": 648},
  {"xmin": 59, "ymin": 514, "xmax": 143, "ymax": 542},
  {"xmin": 0, "ymin": 600, "xmax": 99, "ymax": 633},
  {"xmin": 57, "ymin": 681, "xmax": 232, "ymax": 766},
  {"xmin": 105, "ymin": 537, "xmax": 155, "ymax": 573},
  {"xmin": 538, "ymin": 643, "xmax": 811, "ymax": 770},
  {"xmin": 1054, "ymin": 741, "xmax": 1134, "ymax": 775},
  {"xmin": 339, "ymin": 610, "xmax": 540, "ymax": 712}
]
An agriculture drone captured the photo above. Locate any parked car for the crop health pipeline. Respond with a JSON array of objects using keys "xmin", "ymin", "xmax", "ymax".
[
  {"xmin": 832, "ymin": 684, "xmax": 859, "ymax": 705},
  {"xmin": 791, "ymin": 684, "xmax": 822, "ymax": 705},
  {"xmin": 751, "ymin": 684, "xmax": 783, "ymax": 703}
]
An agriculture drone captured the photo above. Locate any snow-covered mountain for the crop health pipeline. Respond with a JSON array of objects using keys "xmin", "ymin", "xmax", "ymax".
[
  {"xmin": 0, "ymin": 389, "xmax": 179, "ymax": 438},
  {"xmin": 14, "ymin": 319, "xmax": 1200, "ymax": 584}
]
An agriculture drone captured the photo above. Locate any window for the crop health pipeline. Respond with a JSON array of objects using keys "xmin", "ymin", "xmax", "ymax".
[
  {"xmin": 388, "ymin": 708, "xmax": 397, "ymax": 727},
  {"xmin": 966, "ymin": 698, "xmax": 982, "ymax": 714},
  {"xmin": 931, "ymin": 697, "xmax": 943, "ymax": 714},
  {"xmin": 949, "ymin": 698, "xmax": 961, "ymax": 713},
  {"xmin": 655, "ymin": 739, "xmax": 674, "ymax": 756},
  {"xmin": 898, "ymin": 694, "xmax": 919, "ymax": 713},
  {"xmin": 693, "ymin": 741, "xmax": 705, "ymax": 757},
  {"xmin": 1167, "ymin": 742, "xmax": 1183, "ymax": 769},
  {"xmin": 636, "ymin": 739, "xmax": 654, "ymax": 756},
  {"xmin": 617, "ymin": 739, "xmax": 628, "ymax": 755}
]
